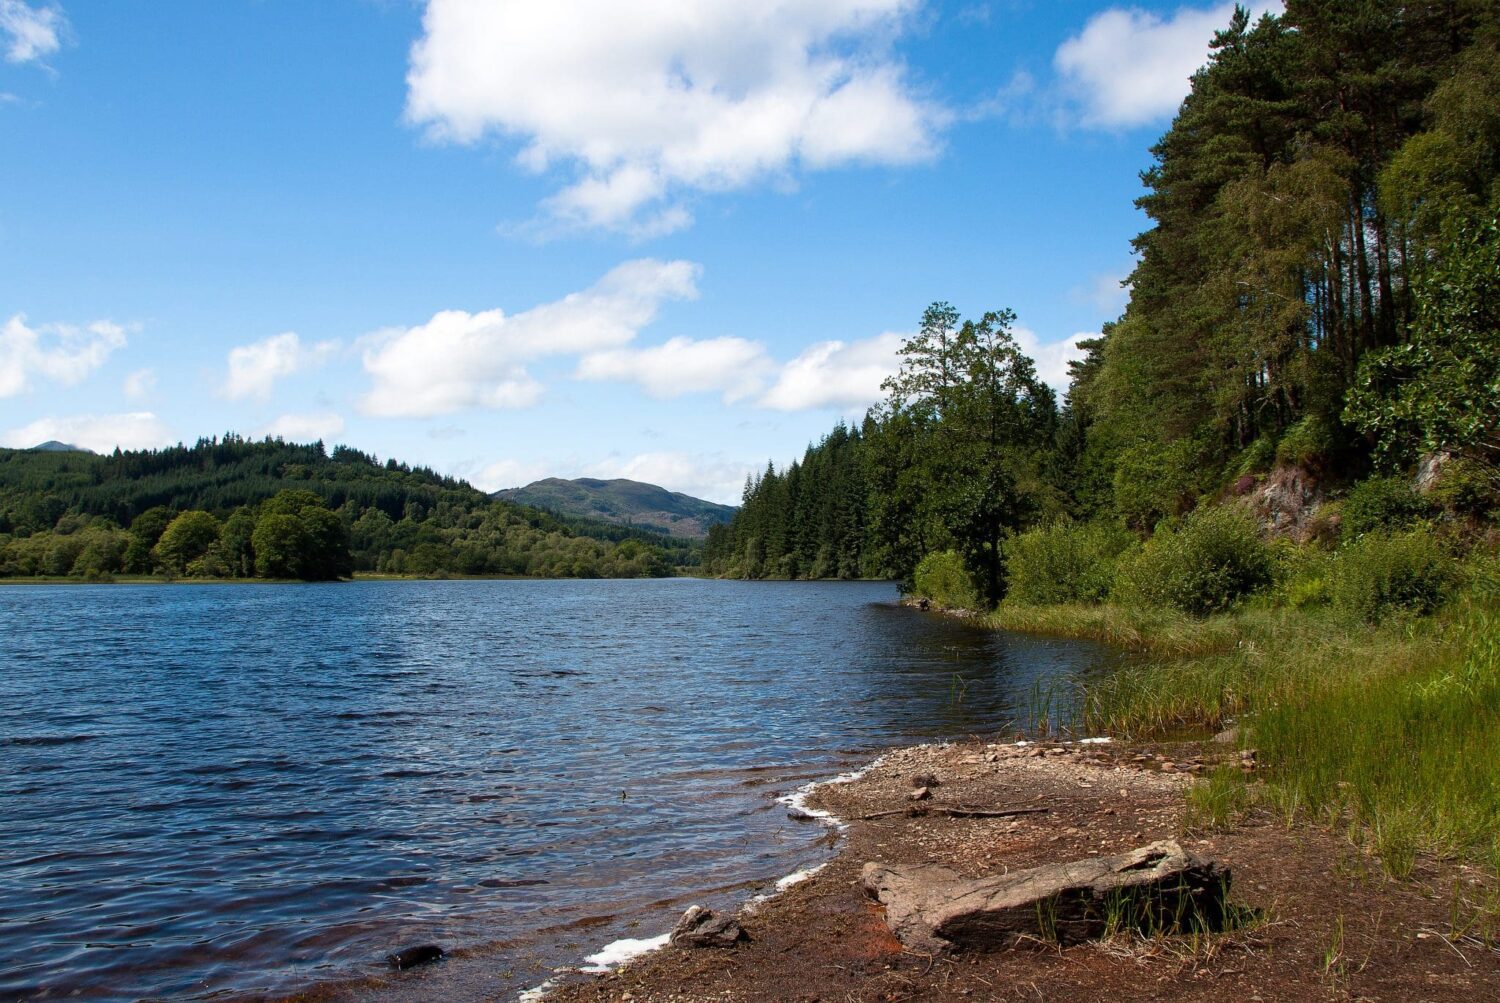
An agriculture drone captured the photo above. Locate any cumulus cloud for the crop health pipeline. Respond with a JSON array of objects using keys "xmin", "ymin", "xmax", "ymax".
[
  {"xmin": 758, "ymin": 332, "xmax": 902, "ymax": 411},
  {"xmin": 1, "ymin": 412, "xmax": 172, "ymax": 453},
  {"xmin": 122, "ymin": 367, "xmax": 155, "ymax": 402},
  {"xmin": 221, "ymin": 332, "xmax": 338, "ymax": 401},
  {"xmin": 405, "ymin": 0, "xmax": 944, "ymax": 234},
  {"xmin": 0, "ymin": 314, "xmax": 128, "ymax": 397},
  {"xmin": 472, "ymin": 450, "xmax": 753, "ymax": 505},
  {"xmin": 1013, "ymin": 327, "xmax": 1093, "ymax": 392},
  {"xmin": 1076, "ymin": 269, "xmax": 1132, "ymax": 315},
  {"xmin": 576, "ymin": 335, "xmax": 772, "ymax": 402},
  {"xmin": 360, "ymin": 258, "xmax": 699, "ymax": 417},
  {"xmin": 1, "ymin": 0, "xmax": 65, "ymax": 65},
  {"xmin": 471, "ymin": 456, "xmax": 554, "ymax": 493},
  {"xmin": 254, "ymin": 412, "xmax": 346, "ymax": 444},
  {"xmin": 1054, "ymin": 2, "xmax": 1281, "ymax": 129}
]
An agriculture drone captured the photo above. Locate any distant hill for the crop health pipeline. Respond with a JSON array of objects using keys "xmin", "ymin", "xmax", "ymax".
[
  {"xmin": 29, "ymin": 441, "xmax": 92, "ymax": 453},
  {"xmin": 496, "ymin": 477, "xmax": 735, "ymax": 539},
  {"xmin": 0, "ymin": 436, "xmax": 698, "ymax": 579}
]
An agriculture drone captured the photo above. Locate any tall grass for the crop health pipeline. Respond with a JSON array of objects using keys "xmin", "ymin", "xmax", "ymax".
[
  {"xmin": 1253, "ymin": 601, "xmax": 1500, "ymax": 874},
  {"xmin": 994, "ymin": 571, "xmax": 1500, "ymax": 877}
]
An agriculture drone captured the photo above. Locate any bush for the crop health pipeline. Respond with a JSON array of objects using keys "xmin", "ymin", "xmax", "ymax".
[
  {"xmin": 1342, "ymin": 476, "xmax": 1434, "ymax": 538},
  {"xmin": 1428, "ymin": 457, "xmax": 1500, "ymax": 521},
  {"xmin": 1269, "ymin": 541, "xmax": 1334, "ymax": 609},
  {"xmin": 1003, "ymin": 521, "xmax": 1136, "ymax": 605},
  {"xmin": 1275, "ymin": 413, "xmax": 1336, "ymax": 468},
  {"xmin": 1112, "ymin": 506, "xmax": 1273, "ymax": 615},
  {"xmin": 1327, "ymin": 531, "xmax": 1457, "ymax": 622},
  {"xmin": 912, "ymin": 550, "xmax": 982, "ymax": 610},
  {"xmin": 1234, "ymin": 436, "xmax": 1276, "ymax": 478}
]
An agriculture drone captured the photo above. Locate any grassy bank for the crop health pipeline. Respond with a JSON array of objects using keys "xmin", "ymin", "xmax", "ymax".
[{"xmin": 988, "ymin": 585, "xmax": 1500, "ymax": 878}]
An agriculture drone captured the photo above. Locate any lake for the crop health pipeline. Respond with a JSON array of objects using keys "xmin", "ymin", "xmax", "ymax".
[{"xmin": 0, "ymin": 579, "xmax": 1116, "ymax": 1001}]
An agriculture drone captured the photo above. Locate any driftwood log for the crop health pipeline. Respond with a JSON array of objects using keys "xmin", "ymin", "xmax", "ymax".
[{"xmin": 862, "ymin": 839, "xmax": 1230, "ymax": 953}]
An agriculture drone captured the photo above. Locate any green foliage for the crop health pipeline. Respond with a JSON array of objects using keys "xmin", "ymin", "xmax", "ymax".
[
  {"xmin": 1346, "ymin": 214, "xmax": 1500, "ymax": 469},
  {"xmin": 1003, "ymin": 521, "xmax": 1136, "ymax": 605},
  {"xmin": 1340, "ymin": 476, "xmax": 1434, "ymax": 538},
  {"xmin": 152, "ymin": 510, "xmax": 221, "ymax": 575},
  {"xmin": 1428, "ymin": 457, "xmax": 1500, "ymax": 520},
  {"xmin": 1274, "ymin": 414, "xmax": 1335, "ymax": 469},
  {"xmin": 911, "ymin": 550, "xmax": 981, "ymax": 611},
  {"xmin": 1327, "ymin": 531, "xmax": 1457, "ymax": 622},
  {"xmin": 0, "ymin": 437, "xmax": 681, "ymax": 581},
  {"xmin": 1234, "ymin": 437, "xmax": 1276, "ymax": 478},
  {"xmin": 1111, "ymin": 439, "xmax": 1201, "ymax": 531},
  {"xmin": 1113, "ymin": 507, "xmax": 1273, "ymax": 615}
]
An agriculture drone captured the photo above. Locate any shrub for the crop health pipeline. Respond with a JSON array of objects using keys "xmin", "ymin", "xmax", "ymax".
[
  {"xmin": 1341, "ymin": 476, "xmax": 1434, "ymax": 538},
  {"xmin": 1112, "ymin": 506, "xmax": 1273, "ymax": 615},
  {"xmin": 1428, "ymin": 457, "xmax": 1500, "ymax": 521},
  {"xmin": 1003, "ymin": 521, "xmax": 1137, "ymax": 605},
  {"xmin": 1269, "ymin": 541, "xmax": 1334, "ymax": 609},
  {"xmin": 1327, "ymin": 531, "xmax": 1457, "ymax": 622},
  {"xmin": 1275, "ymin": 413, "xmax": 1336, "ymax": 468},
  {"xmin": 1234, "ymin": 436, "xmax": 1276, "ymax": 478},
  {"xmin": 912, "ymin": 550, "xmax": 982, "ymax": 610}
]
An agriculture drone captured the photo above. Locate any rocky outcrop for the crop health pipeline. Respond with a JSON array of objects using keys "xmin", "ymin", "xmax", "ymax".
[
  {"xmin": 1250, "ymin": 465, "xmax": 1327, "ymax": 542},
  {"xmin": 861, "ymin": 840, "xmax": 1230, "ymax": 953},
  {"xmin": 669, "ymin": 906, "xmax": 746, "ymax": 948}
]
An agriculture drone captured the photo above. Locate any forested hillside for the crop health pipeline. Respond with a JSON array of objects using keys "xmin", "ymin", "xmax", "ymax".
[
  {"xmin": 705, "ymin": 2, "xmax": 1500, "ymax": 597},
  {"xmin": 0, "ymin": 437, "xmax": 683, "ymax": 580},
  {"xmin": 496, "ymin": 477, "xmax": 735, "ymax": 539}
]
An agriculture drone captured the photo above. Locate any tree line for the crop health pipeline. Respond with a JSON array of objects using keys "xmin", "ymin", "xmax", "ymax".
[
  {"xmin": 705, "ymin": 2, "xmax": 1500, "ymax": 599},
  {"xmin": 0, "ymin": 437, "xmax": 680, "ymax": 581}
]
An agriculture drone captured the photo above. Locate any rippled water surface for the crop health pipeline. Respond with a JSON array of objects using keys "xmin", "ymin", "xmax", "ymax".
[{"xmin": 0, "ymin": 579, "xmax": 1116, "ymax": 1001}]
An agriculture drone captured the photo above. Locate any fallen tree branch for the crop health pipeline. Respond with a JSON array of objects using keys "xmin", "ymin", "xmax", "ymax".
[{"xmin": 859, "ymin": 805, "xmax": 1050, "ymax": 821}]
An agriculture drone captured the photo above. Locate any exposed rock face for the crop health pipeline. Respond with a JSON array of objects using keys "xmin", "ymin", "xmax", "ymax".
[
  {"xmin": 861, "ymin": 840, "xmax": 1230, "ymax": 953},
  {"xmin": 1252, "ymin": 465, "xmax": 1326, "ymax": 542},
  {"xmin": 670, "ymin": 905, "xmax": 746, "ymax": 948},
  {"xmin": 1414, "ymin": 452, "xmax": 1453, "ymax": 495}
]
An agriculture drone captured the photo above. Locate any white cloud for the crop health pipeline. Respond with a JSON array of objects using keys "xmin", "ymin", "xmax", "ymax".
[
  {"xmin": 2, "ymin": 412, "xmax": 172, "ymax": 453},
  {"xmin": 758, "ymin": 332, "xmax": 902, "ymax": 411},
  {"xmin": 1014, "ymin": 327, "xmax": 1092, "ymax": 392},
  {"xmin": 1076, "ymin": 269, "xmax": 1131, "ymax": 315},
  {"xmin": 1054, "ymin": 2, "xmax": 1281, "ymax": 129},
  {"xmin": 122, "ymin": 367, "xmax": 155, "ymax": 401},
  {"xmin": 254, "ymin": 411, "xmax": 346, "ymax": 443},
  {"xmin": 359, "ymin": 258, "xmax": 699, "ymax": 417},
  {"xmin": 405, "ymin": 0, "xmax": 944, "ymax": 234},
  {"xmin": 0, "ymin": 314, "xmax": 128, "ymax": 397},
  {"xmin": 587, "ymin": 451, "xmax": 753, "ymax": 506},
  {"xmin": 471, "ymin": 450, "xmax": 752, "ymax": 506},
  {"xmin": 576, "ymin": 335, "xmax": 772, "ymax": 402},
  {"xmin": 1, "ymin": 0, "xmax": 64, "ymax": 65},
  {"xmin": 471, "ymin": 457, "xmax": 554, "ymax": 493},
  {"xmin": 221, "ymin": 332, "xmax": 338, "ymax": 401}
]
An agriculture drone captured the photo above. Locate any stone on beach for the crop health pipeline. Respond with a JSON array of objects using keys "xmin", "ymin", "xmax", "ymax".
[
  {"xmin": 669, "ymin": 905, "xmax": 746, "ymax": 948},
  {"xmin": 386, "ymin": 943, "xmax": 445, "ymax": 969},
  {"xmin": 861, "ymin": 839, "xmax": 1231, "ymax": 953}
]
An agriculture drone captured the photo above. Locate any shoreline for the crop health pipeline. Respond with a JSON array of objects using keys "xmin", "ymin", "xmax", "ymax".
[{"xmin": 533, "ymin": 736, "xmax": 1500, "ymax": 1002}]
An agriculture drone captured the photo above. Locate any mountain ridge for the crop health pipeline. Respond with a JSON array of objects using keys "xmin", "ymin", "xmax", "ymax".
[{"xmin": 495, "ymin": 477, "xmax": 735, "ymax": 540}]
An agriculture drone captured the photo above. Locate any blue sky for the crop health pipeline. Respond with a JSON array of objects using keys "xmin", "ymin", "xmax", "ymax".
[{"xmin": 0, "ymin": 0, "xmax": 1274, "ymax": 503}]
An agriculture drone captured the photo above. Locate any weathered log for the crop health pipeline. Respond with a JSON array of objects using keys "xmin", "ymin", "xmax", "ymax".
[{"xmin": 862, "ymin": 839, "xmax": 1230, "ymax": 953}]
